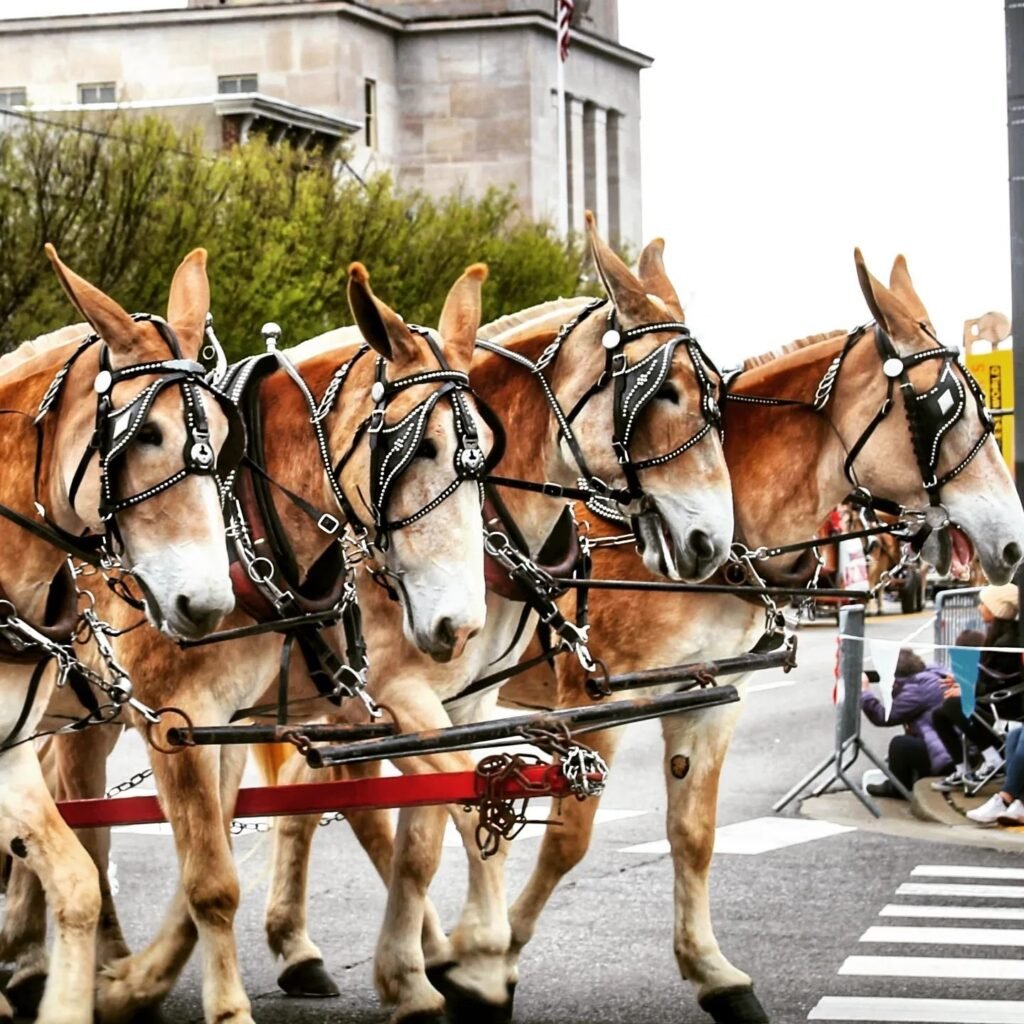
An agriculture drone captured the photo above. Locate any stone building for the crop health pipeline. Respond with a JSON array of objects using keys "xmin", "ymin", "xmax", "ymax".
[{"xmin": 0, "ymin": 0, "xmax": 650, "ymax": 246}]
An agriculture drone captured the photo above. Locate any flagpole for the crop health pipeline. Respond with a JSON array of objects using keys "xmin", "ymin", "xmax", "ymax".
[{"xmin": 556, "ymin": 4, "xmax": 569, "ymax": 237}]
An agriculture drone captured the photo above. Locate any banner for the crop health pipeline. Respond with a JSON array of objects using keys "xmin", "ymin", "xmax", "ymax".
[
  {"xmin": 965, "ymin": 348, "xmax": 1014, "ymax": 475},
  {"xmin": 949, "ymin": 646, "xmax": 982, "ymax": 718}
]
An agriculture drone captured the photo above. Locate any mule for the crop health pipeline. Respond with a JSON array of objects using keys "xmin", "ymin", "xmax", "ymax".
[
  {"xmin": 0, "ymin": 247, "xmax": 237, "ymax": 1024},
  {"xmin": 259, "ymin": 247, "xmax": 1024, "ymax": 1024},
  {"xmin": 252, "ymin": 217, "xmax": 735, "ymax": 1023},
  {"xmin": 0, "ymin": 260, "xmax": 499, "ymax": 1024}
]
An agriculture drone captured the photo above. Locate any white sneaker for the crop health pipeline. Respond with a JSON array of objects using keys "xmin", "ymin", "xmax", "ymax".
[
  {"xmin": 967, "ymin": 793, "xmax": 1011, "ymax": 824},
  {"xmin": 997, "ymin": 799, "xmax": 1024, "ymax": 826}
]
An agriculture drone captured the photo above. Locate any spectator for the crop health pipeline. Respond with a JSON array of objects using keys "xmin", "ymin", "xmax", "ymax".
[
  {"xmin": 967, "ymin": 725, "xmax": 1024, "ymax": 824},
  {"xmin": 861, "ymin": 648, "xmax": 954, "ymax": 798},
  {"xmin": 932, "ymin": 584, "xmax": 1021, "ymax": 790}
]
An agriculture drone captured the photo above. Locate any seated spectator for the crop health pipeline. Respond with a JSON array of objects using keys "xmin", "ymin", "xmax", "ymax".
[
  {"xmin": 967, "ymin": 724, "xmax": 1024, "ymax": 824},
  {"xmin": 861, "ymin": 649, "xmax": 954, "ymax": 798},
  {"xmin": 932, "ymin": 584, "xmax": 1021, "ymax": 789}
]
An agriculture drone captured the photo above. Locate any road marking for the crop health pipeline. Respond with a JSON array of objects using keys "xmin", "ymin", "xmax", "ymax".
[
  {"xmin": 880, "ymin": 904, "xmax": 1024, "ymax": 921},
  {"xmin": 912, "ymin": 865, "xmax": 1024, "ymax": 882},
  {"xmin": 839, "ymin": 955, "xmax": 1024, "ymax": 980},
  {"xmin": 861, "ymin": 925, "xmax": 1024, "ymax": 946},
  {"xmin": 808, "ymin": 995, "xmax": 1024, "ymax": 1022},
  {"xmin": 897, "ymin": 882, "xmax": 1024, "ymax": 900},
  {"xmin": 442, "ymin": 808, "xmax": 646, "ymax": 848},
  {"xmin": 747, "ymin": 679, "xmax": 795, "ymax": 694},
  {"xmin": 622, "ymin": 816, "xmax": 854, "ymax": 855}
]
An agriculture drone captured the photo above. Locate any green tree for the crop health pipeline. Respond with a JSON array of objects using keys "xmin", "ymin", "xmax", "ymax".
[{"xmin": 0, "ymin": 111, "xmax": 592, "ymax": 359}]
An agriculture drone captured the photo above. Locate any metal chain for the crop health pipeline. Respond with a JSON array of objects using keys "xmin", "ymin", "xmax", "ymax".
[{"xmin": 105, "ymin": 768, "xmax": 152, "ymax": 798}]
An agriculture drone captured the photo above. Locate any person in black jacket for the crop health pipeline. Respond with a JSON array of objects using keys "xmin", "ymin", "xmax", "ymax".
[{"xmin": 932, "ymin": 584, "xmax": 1022, "ymax": 791}]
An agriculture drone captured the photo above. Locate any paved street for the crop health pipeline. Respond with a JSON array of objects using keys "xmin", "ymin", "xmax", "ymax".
[{"xmin": 7, "ymin": 605, "xmax": 1024, "ymax": 1024}]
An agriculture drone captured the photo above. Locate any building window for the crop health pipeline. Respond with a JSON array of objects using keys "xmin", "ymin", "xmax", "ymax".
[
  {"xmin": 0, "ymin": 87, "xmax": 26, "ymax": 107},
  {"xmin": 364, "ymin": 78, "xmax": 377, "ymax": 148},
  {"xmin": 78, "ymin": 82, "xmax": 116, "ymax": 105},
  {"xmin": 218, "ymin": 73, "xmax": 258, "ymax": 95}
]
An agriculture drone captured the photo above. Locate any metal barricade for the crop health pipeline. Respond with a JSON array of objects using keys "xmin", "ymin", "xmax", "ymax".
[{"xmin": 933, "ymin": 587, "xmax": 983, "ymax": 667}]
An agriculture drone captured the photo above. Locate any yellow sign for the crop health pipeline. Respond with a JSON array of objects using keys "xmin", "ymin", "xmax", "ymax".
[{"xmin": 965, "ymin": 348, "xmax": 1014, "ymax": 474}]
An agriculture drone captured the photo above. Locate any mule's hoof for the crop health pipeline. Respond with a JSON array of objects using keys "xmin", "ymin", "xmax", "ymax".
[
  {"xmin": 436, "ymin": 976, "xmax": 510, "ymax": 1024},
  {"xmin": 425, "ymin": 961, "xmax": 457, "ymax": 991},
  {"xmin": 277, "ymin": 957, "xmax": 341, "ymax": 998},
  {"xmin": 699, "ymin": 986, "xmax": 769, "ymax": 1024},
  {"xmin": 6, "ymin": 970, "xmax": 46, "ymax": 1017}
]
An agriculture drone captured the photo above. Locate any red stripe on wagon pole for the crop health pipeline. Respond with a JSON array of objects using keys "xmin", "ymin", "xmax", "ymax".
[{"xmin": 56, "ymin": 763, "xmax": 571, "ymax": 830}]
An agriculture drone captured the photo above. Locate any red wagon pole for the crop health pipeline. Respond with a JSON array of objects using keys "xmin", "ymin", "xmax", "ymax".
[{"xmin": 56, "ymin": 763, "xmax": 577, "ymax": 831}]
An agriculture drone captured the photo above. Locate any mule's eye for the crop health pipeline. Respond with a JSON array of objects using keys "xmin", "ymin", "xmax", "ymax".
[
  {"xmin": 416, "ymin": 438, "xmax": 437, "ymax": 460},
  {"xmin": 137, "ymin": 423, "xmax": 163, "ymax": 447},
  {"xmin": 656, "ymin": 383, "xmax": 679, "ymax": 405}
]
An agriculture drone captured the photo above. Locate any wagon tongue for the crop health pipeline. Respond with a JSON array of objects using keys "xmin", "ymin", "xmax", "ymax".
[{"xmin": 950, "ymin": 525, "xmax": 974, "ymax": 576}]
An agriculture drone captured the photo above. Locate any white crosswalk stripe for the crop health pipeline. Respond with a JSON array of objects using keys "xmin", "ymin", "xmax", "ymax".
[{"xmin": 809, "ymin": 864, "xmax": 1024, "ymax": 1022}]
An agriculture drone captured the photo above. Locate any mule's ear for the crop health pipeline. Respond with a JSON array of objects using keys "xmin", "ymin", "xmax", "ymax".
[
  {"xmin": 166, "ymin": 248, "xmax": 210, "ymax": 359},
  {"xmin": 586, "ymin": 211, "xmax": 650, "ymax": 323},
  {"xmin": 854, "ymin": 248, "xmax": 918, "ymax": 339},
  {"xmin": 888, "ymin": 254, "xmax": 932, "ymax": 325},
  {"xmin": 347, "ymin": 263, "xmax": 417, "ymax": 364},
  {"xmin": 438, "ymin": 263, "xmax": 487, "ymax": 372},
  {"xmin": 637, "ymin": 237, "xmax": 684, "ymax": 321},
  {"xmin": 44, "ymin": 243, "xmax": 138, "ymax": 355}
]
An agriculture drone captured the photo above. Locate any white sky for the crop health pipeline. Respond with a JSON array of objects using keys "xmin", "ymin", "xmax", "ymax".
[{"xmin": 1, "ymin": 1, "xmax": 1010, "ymax": 363}]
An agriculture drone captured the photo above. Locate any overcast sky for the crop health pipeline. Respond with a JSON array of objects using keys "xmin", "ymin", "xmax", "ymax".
[{"xmin": 1, "ymin": 1, "xmax": 1010, "ymax": 362}]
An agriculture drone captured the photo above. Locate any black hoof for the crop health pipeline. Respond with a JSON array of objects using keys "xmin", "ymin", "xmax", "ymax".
[
  {"xmin": 277, "ymin": 957, "xmax": 341, "ymax": 998},
  {"xmin": 699, "ymin": 986, "xmax": 769, "ymax": 1024},
  {"xmin": 425, "ymin": 961, "xmax": 457, "ymax": 992},
  {"xmin": 435, "ymin": 976, "xmax": 510, "ymax": 1024},
  {"xmin": 6, "ymin": 971, "xmax": 46, "ymax": 1017}
]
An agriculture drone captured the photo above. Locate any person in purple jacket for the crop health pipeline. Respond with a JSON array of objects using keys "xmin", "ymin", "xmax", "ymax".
[{"xmin": 861, "ymin": 648, "xmax": 955, "ymax": 798}]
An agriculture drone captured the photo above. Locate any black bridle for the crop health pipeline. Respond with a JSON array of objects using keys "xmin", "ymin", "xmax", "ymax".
[
  {"xmin": 0, "ymin": 313, "xmax": 243, "ymax": 564},
  {"xmin": 726, "ymin": 321, "xmax": 996, "ymax": 544},
  {"xmin": 478, "ymin": 298, "xmax": 723, "ymax": 507},
  {"xmin": 324, "ymin": 326, "xmax": 495, "ymax": 550}
]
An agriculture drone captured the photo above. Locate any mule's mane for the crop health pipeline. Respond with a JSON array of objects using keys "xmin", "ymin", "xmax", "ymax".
[
  {"xmin": 0, "ymin": 323, "xmax": 88, "ymax": 379},
  {"xmin": 740, "ymin": 329, "xmax": 848, "ymax": 371},
  {"xmin": 477, "ymin": 296, "xmax": 591, "ymax": 344},
  {"xmin": 284, "ymin": 324, "xmax": 365, "ymax": 363}
]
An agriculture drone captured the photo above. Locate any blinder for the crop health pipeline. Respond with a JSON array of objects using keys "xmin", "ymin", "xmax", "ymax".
[{"xmin": 47, "ymin": 313, "xmax": 245, "ymax": 534}]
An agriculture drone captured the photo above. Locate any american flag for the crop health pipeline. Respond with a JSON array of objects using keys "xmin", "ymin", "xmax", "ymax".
[{"xmin": 557, "ymin": 0, "xmax": 574, "ymax": 62}]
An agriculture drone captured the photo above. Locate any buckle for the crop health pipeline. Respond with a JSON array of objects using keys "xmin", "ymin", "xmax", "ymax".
[
  {"xmin": 612, "ymin": 440, "xmax": 629, "ymax": 465},
  {"xmin": 611, "ymin": 353, "xmax": 628, "ymax": 376},
  {"xmin": 318, "ymin": 513, "xmax": 341, "ymax": 535},
  {"xmin": 368, "ymin": 409, "xmax": 385, "ymax": 434}
]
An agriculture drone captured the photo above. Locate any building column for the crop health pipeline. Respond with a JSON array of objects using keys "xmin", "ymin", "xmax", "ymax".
[
  {"xmin": 568, "ymin": 95, "xmax": 586, "ymax": 234},
  {"xmin": 606, "ymin": 109, "xmax": 622, "ymax": 248},
  {"xmin": 583, "ymin": 103, "xmax": 608, "ymax": 232}
]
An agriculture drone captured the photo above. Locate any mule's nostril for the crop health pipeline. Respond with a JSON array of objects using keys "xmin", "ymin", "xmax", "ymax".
[
  {"xmin": 176, "ymin": 594, "xmax": 192, "ymax": 621},
  {"xmin": 690, "ymin": 529, "xmax": 715, "ymax": 562},
  {"xmin": 436, "ymin": 616, "xmax": 456, "ymax": 649},
  {"xmin": 1005, "ymin": 542, "xmax": 1022, "ymax": 567}
]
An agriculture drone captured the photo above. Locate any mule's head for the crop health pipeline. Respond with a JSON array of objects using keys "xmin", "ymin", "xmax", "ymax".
[
  {"xmin": 45, "ymin": 246, "xmax": 235, "ymax": 636},
  {"xmin": 337, "ymin": 262, "xmax": 493, "ymax": 662},
  {"xmin": 548, "ymin": 214, "xmax": 732, "ymax": 581},
  {"xmin": 848, "ymin": 250, "xmax": 1024, "ymax": 583}
]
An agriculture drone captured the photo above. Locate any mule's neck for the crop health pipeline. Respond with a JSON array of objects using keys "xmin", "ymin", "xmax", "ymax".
[
  {"xmin": 726, "ymin": 333, "xmax": 865, "ymax": 570},
  {"xmin": 471, "ymin": 331, "xmax": 571, "ymax": 553}
]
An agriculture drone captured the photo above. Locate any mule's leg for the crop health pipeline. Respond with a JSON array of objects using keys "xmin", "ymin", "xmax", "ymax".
[
  {"xmin": 506, "ymin": 726, "xmax": 623, "ymax": 978},
  {"xmin": 265, "ymin": 751, "xmax": 451, "ymax": 1000},
  {"xmin": 96, "ymin": 729, "xmax": 254, "ymax": 1024},
  {"xmin": 0, "ymin": 742, "xmax": 100, "ymax": 1024},
  {"xmin": 0, "ymin": 856, "xmax": 48, "ymax": 1017},
  {"xmin": 0, "ymin": 990, "xmax": 12, "ymax": 1023},
  {"xmin": 660, "ymin": 698, "xmax": 769, "ymax": 1024},
  {"xmin": 55, "ymin": 726, "xmax": 130, "ymax": 967}
]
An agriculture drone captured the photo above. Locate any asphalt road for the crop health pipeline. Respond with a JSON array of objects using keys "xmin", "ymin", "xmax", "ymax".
[{"xmin": 7, "ymin": 602, "xmax": 1024, "ymax": 1024}]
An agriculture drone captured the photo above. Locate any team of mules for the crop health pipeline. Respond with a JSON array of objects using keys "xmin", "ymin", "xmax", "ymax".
[{"xmin": 1, "ymin": 221, "xmax": 1022, "ymax": 1024}]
